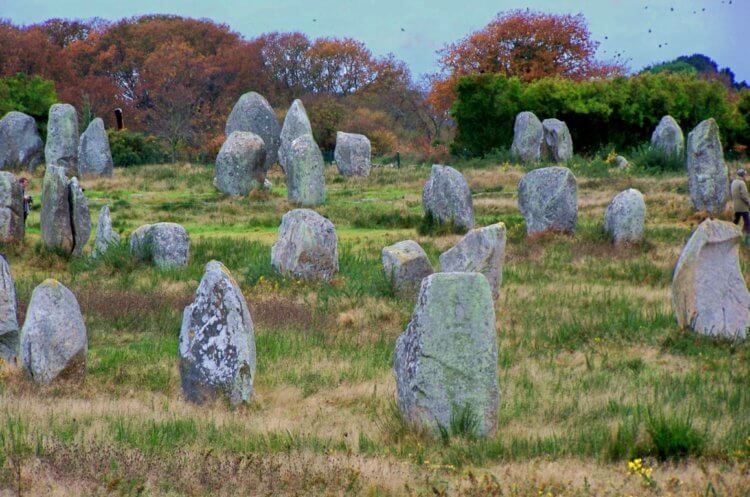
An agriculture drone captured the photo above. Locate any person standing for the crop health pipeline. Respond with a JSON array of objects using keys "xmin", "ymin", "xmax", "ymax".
[
  {"xmin": 18, "ymin": 177, "xmax": 32, "ymax": 224},
  {"xmin": 731, "ymin": 169, "xmax": 750, "ymax": 234}
]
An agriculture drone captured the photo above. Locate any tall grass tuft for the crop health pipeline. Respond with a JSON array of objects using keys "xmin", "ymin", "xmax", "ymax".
[
  {"xmin": 646, "ymin": 409, "xmax": 705, "ymax": 460},
  {"xmin": 628, "ymin": 144, "xmax": 684, "ymax": 173}
]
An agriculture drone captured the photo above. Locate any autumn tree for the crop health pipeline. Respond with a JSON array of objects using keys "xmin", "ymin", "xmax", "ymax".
[{"xmin": 430, "ymin": 10, "xmax": 623, "ymax": 114}]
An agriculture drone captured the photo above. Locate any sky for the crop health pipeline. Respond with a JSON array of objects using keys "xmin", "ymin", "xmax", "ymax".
[{"xmin": 2, "ymin": 0, "xmax": 748, "ymax": 82}]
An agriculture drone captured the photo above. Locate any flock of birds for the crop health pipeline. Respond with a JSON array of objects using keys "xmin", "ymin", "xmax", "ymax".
[
  {"xmin": 598, "ymin": 2, "xmax": 735, "ymax": 64},
  {"xmin": 310, "ymin": 2, "xmax": 736, "ymax": 67}
]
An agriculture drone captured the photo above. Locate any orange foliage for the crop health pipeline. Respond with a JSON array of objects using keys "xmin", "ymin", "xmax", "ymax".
[{"xmin": 429, "ymin": 10, "xmax": 624, "ymax": 114}]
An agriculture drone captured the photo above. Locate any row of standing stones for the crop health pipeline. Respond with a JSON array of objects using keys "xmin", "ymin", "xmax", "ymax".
[
  {"xmin": 0, "ymin": 95, "xmax": 744, "ymax": 436},
  {"xmin": 0, "ymin": 104, "xmax": 114, "ymax": 177},
  {"xmin": 216, "ymin": 92, "xmax": 372, "ymax": 205}
]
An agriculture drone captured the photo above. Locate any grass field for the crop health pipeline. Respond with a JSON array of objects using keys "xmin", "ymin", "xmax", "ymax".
[{"xmin": 1, "ymin": 159, "xmax": 749, "ymax": 496}]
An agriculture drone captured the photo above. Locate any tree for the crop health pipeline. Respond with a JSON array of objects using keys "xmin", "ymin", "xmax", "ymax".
[
  {"xmin": 643, "ymin": 54, "xmax": 748, "ymax": 90},
  {"xmin": 430, "ymin": 10, "xmax": 623, "ymax": 114},
  {"xmin": 307, "ymin": 37, "xmax": 377, "ymax": 95},
  {"xmin": 0, "ymin": 73, "xmax": 58, "ymax": 135}
]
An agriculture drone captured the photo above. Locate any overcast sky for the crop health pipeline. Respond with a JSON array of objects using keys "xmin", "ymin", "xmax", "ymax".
[{"xmin": 3, "ymin": 0, "xmax": 748, "ymax": 82}]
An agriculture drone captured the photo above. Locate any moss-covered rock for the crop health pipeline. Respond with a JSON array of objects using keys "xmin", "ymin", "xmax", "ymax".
[{"xmin": 394, "ymin": 272, "xmax": 499, "ymax": 437}]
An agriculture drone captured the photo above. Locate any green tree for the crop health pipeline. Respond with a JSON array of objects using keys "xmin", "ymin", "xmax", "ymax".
[{"xmin": 0, "ymin": 73, "xmax": 57, "ymax": 136}]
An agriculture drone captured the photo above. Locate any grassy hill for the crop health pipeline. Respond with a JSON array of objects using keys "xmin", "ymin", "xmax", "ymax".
[{"xmin": 1, "ymin": 161, "xmax": 749, "ymax": 496}]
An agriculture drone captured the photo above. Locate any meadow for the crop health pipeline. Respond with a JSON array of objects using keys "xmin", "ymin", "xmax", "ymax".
[{"xmin": 1, "ymin": 158, "xmax": 749, "ymax": 496}]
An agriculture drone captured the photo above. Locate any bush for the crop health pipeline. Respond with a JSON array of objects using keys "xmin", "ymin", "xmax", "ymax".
[
  {"xmin": 108, "ymin": 129, "xmax": 169, "ymax": 167},
  {"xmin": 0, "ymin": 73, "xmax": 57, "ymax": 138},
  {"xmin": 452, "ymin": 72, "xmax": 742, "ymax": 158}
]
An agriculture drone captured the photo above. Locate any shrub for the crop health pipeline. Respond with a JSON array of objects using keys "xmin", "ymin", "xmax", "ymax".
[
  {"xmin": 0, "ymin": 73, "xmax": 57, "ymax": 138},
  {"xmin": 452, "ymin": 72, "xmax": 741, "ymax": 158},
  {"xmin": 368, "ymin": 129, "xmax": 398, "ymax": 156},
  {"xmin": 108, "ymin": 129, "xmax": 169, "ymax": 167}
]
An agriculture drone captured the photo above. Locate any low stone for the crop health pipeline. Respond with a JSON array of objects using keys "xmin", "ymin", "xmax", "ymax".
[
  {"xmin": 518, "ymin": 166, "xmax": 578, "ymax": 235},
  {"xmin": 93, "ymin": 205, "xmax": 120, "ymax": 256},
  {"xmin": 214, "ymin": 131, "xmax": 268, "ymax": 195},
  {"xmin": 510, "ymin": 111, "xmax": 543, "ymax": 163},
  {"xmin": 40, "ymin": 165, "xmax": 74, "ymax": 253},
  {"xmin": 334, "ymin": 132, "xmax": 371, "ymax": 177},
  {"xmin": 394, "ymin": 272, "xmax": 499, "ymax": 436},
  {"xmin": 225, "ymin": 91, "xmax": 281, "ymax": 168},
  {"xmin": 278, "ymin": 99, "xmax": 313, "ymax": 172},
  {"xmin": 615, "ymin": 155, "xmax": 629, "ymax": 169},
  {"xmin": 128, "ymin": 222, "xmax": 189, "ymax": 268},
  {"xmin": 0, "ymin": 256, "xmax": 18, "ymax": 364},
  {"xmin": 672, "ymin": 219, "xmax": 750, "ymax": 339},
  {"xmin": 19, "ymin": 279, "xmax": 87, "ymax": 384},
  {"xmin": 604, "ymin": 189, "xmax": 646, "ymax": 244},
  {"xmin": 0, "ymin": 171, "xmax": 25, "ymax": 243},
  {"xmin": 651, "ymin": 115, "xmax": 684, "ymax": 158},
  {"xmin": 69, "ymin": 177, "xmax": 91, "ymax": 256},
  {"xmin": 686, "ymin": 118, "xmax": 728, "ymax": 215},
  {"xmin": 271, "ymin": 209, "xmax": 338, "ymax": 281},
  {"xmin": 422, "ymin": 165, "xmax": 474, "ymax": 232},
  {"xmin": 286, "ymin": 134, "xmax": 325, "ymax": 206},
  {"xmin": 439, "ymin": 223, "xmax": 507, "ymax": 300},
  {"xmin": 381, "ymin": 240, "xmax": 434, "ymax": 299},
  {"xmin": 150, "ymin": 223, "xmax": 190, "ymax": 269},
  {"xmin": 45, "ymin": 103, "xmax": 79, "ymax": 173},
  {"xmin": 541, "ymin": 118, "xmax": 573, "ymax": 163},
  {"xmin": 180, "ymin": 260, "xmax": 256, "ymax": 405},
  {"xmin": 78, "ymin": 118, "xmax": 113, "ymax": 177},
  {"xmin": 0, "ymin": 111, "xmax": 43, "ymax": 171}
]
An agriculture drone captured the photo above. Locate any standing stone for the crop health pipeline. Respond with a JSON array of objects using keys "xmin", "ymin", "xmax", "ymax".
[
  {"xmin": 604, "ymin": 189, "xmax": 646, "ymax": 244},
  {"xmin": 214, "ymin": 131, "xmax": 267, "ymax": 195},
  {"xmin": 0, "ymin": 256, "xmax": 18, "ymax": 364},
  {"xmin": 394, "ymin": 272, "xmax": 499, "ymax": 436},
  {"xmin": 0, "ymin": 171, "xmax": 25, "ymax": 243},
  {"xmin": 45, "ymin": 103, "xmax": 79, "ymax": 173},
  {"xmin": 69, "ymin": 177, "xmax": 91, "ymax": 257},
  {"xmin": 133, "ymin": 222, "xmax": 190, "ymax": 269},
  {"xmin": 672, "ymin": 219, "xmax": 750, "ymax": 339},
  {"xmin": 271, "ymin": 209, "xmax": 338, "ymax": 281},
  {"xmin": 334, "ymin": 132, "xmax": 371, "ymax": 177},
  {"xmin": 19, "ymin": 279, "xmax": 87, "ymax": 384},
  {"xmin": 180, "ymin": 260, "xmax": 256, "ymax": 405},
  {"xmin": 651, "ymin": 115, "xmax": 684, "ymax": 157},
  {"xmin": 686, "ymin": 118, "xmax": 728, "ymax": 215},
  {"xmin": 93, "ymin": 205, "xmax": 120, "ymax": 256},
  {"xmin": 518, "ymin": 166, "xmax": 578, "ymax": 235},
  {"xmin": 225, "ymin": 91, "xmax": 281, "ymax": 169},
  {"xmin": 278, "ymin": 99, "xmax": 313, "ymax": 172},
  {"xmin": 0, "ymin": 111, "xmax": 44, "ymax": 171},
  {"xmin": 382, "ymin": 240, "xmax": 434, "ymax": 299},
  {"xmin": 78, "ymin": 118, "xmax": 113, "ymax": 177},
  {"xmin": 422, "ymin": 165, "xmax": 474, "ymax": 232},
  {"xmin": 510, "ymin": 111, "xmax": 543, "ymax": 164},
  {"xmin": 39, "ymin": 165, "xmax": 89, "ymax": 256},
  {"xmin": 40, "ymin": 164, "xmax": 74, "ymax": 253},
  {"xmin": 541, "ymin": 118, "xmax": 573, "ymax": 163},
  {"xmin": 439, "ymin": 223, "xmax": 507, "ymax": 300},
  {"xmin": 287, "ymin": 134, "xmax": 325, "ymax": 206}
]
